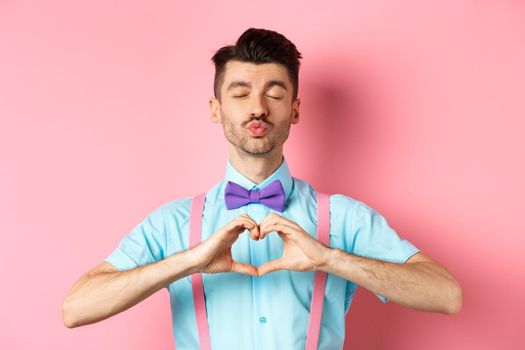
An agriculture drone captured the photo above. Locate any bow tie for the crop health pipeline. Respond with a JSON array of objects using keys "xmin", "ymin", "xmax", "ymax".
[{"xmin": 224, "ymin": 179, "xmax": 286, "ymax": 212}]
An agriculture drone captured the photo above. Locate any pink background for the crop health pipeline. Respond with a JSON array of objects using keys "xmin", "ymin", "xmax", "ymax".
[{"xmin": 1, "ymin": 0, "xmax": 524, "ymax": 349}]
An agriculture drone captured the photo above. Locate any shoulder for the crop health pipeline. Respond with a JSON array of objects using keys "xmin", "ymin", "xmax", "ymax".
[
  {"xmin": 161, "ymin": 196, "xmax": 193, "ymax": 214},
  {"xmin": 327, "ymin": 193, "xmax": 388, "ymax": 232},
  {"xmin": 157, "ymin": 181, "xmax": 222, "ymax": 222},
  {"xmin": 329, "ymin": 193, "xmax": 375, "ymax": 216},
  {"xmin": 156, "ymin": 194, "xmax": 206, "ymax": 228},
  {"xmin": 291, "ymin": 178, "xmax": 377, "ymax": 217},
  {"xmin": 130, "ymin": 197, "xmax": 192, "ymax": 233}
]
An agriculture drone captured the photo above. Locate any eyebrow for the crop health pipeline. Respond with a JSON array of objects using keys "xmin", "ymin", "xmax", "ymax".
[
  {"xmin": 226, "ymin": 80, "xmax": 288, "ymax": 92},
  {"xmin": 264, "ymin": 80, "xmax": 288, "ymax": 91},
  {"xmin": 226, "ymin": 81, "xmax": 251, "ymax": 91}
]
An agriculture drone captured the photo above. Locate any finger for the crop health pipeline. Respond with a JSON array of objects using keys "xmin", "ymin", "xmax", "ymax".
[
  {"xmin": 258, "ymin": 258, "xmax": 288, "ymax": 276},
  {"xmin": 227, "ymin": 218, "xmax": 259, "ymax": 239},
  {"xmin": 266, "ymin": 214, "xmax": 301, "ymax": 232},
  {"xmin": 260, "ymin": 212, "xmax": 299, "ymax": 228},
  {"xmin": 259, "ymin": 212, "xmax": 283, "ymax": 228},
  {"xmin": 259, "ymin": 222, "xmax": 296, "ymax": 240},
  {"xmin": 231, "ymin": 261, "xmax": 259, "ymax": 276},
  {"xmin": 239, "ymin": 215, "xmax": 260, "ymax": 240},
  {"xmin": 235, "ymin": 216, "xmax": 260, "ymax": 240},
  {"xmin": 259, "ymin": 214, "xmax": 297, "ymax": 235}
]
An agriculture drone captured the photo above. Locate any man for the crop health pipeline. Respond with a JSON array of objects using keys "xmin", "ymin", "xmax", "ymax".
[{"xmin": 63, "ymin": 28, "xmax": 462, "ymax": 349}]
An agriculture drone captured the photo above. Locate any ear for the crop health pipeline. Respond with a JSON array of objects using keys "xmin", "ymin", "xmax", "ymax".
[
  {"xmin": 209, "ymin": 97, "xmax": 221, "ymax": 123},
  {"xmin": 291, "ymin": 98, "xmax": 300, "ymax": 124}
]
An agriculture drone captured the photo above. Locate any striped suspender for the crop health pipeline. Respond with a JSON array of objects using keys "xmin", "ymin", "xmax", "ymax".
[{"xmin": 189, "ymin": 192, "xmax": 330, "ymax": 350}]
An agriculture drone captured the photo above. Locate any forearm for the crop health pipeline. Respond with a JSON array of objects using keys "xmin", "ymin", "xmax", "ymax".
[
  {"xmin": 319, "ymin": 248, "xmax": 462, "ymax": 314},
  {"xmin": 63, "ymin": 249, "xmax": 199, "ymax": 328}
]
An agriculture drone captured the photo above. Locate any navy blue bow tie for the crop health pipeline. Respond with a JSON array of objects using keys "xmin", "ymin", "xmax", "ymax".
[{"xmin": 224, "ymin": 179, "xmax": 286, "ymax": 212}]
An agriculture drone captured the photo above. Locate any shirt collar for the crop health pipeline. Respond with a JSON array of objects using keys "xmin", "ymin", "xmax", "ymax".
[{"xmin": 223, "ymin": 155, "xmax": 294, "ymax": 203}]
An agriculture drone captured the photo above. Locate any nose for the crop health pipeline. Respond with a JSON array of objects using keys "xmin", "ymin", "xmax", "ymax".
[{"xmin": 248, "ymin": 95, "xmax": 268, "ymax": 119}]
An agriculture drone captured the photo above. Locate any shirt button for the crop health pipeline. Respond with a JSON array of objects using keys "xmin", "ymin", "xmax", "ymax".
[{"xmin": 259, "ymin": 316, "xmax": 267, "ymax": 324}]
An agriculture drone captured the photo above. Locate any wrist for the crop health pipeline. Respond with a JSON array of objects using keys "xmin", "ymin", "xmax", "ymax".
[
  {"xmin": 185, "ymin": 247, "xmax": 205, "ymax": 274},
  {"xmin": 166, "ymin": 248, "xmax": 203, "ymax": 275},
  {"xmin": 317, "ymin": 247, "xmax": 341, "ymax": 273}
]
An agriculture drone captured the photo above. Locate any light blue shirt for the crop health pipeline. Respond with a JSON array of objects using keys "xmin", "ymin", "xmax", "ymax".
[{"xmin": 105, "ymin": 156, "xmax": 419, "ymax": 350}]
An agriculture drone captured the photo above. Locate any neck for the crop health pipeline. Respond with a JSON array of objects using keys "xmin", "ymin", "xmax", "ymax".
[{"xmin": 228, "ymin": 144, "xmax": 284, "ymax": 185}]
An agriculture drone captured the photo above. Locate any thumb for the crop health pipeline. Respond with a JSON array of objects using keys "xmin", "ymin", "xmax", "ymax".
[
  {"xmin": 258, "ymin": 258, "xmax": 287, "ymax": 276},
  {"xmin": 231, "ymin": 261, "xmax": 259, "ymax": 276}
]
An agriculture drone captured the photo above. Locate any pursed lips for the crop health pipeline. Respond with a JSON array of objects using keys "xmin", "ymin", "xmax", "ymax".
[{"xmin": 246, "ymin": 120, "xmax": 269, "ymax": 136}]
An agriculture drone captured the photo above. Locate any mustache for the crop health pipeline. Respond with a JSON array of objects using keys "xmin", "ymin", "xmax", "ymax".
[{"xmin": 245, "ymin": 116, "xmax": 271, "ymax": 126}]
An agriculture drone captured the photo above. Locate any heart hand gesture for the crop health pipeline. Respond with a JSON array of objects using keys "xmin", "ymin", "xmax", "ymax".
[
  {"xmin": 189, "ymin": 214, "xmax": 260, "ymax": 276},
  {"xmin": 257, "ymin": 213, "xmax": 331, "ymax": 276}
]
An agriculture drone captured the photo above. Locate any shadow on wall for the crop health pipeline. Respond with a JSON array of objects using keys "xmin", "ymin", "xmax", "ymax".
[
  {"xmin": 298, "ymin": 54, "xmax": 428, "ymax": 349},
  {"xmin": 297, "ymin": 53, "xmax": 393, "ymax": 197}
]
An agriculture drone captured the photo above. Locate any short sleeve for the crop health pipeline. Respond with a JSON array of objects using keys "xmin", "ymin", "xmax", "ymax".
[
  {"xmin": 336, "ymin": 196, "xmax": 420, "ymax": 303},
  {"xmin": 104, "ymin": 205, "xmax": 168, "ymax": 271}
]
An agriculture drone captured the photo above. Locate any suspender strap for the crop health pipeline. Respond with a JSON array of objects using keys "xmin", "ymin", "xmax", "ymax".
[
  {"xmin": 189, "ymin": 193, "xmax": 211, "ymax": 350},
  {"xmin": 189, "ymin": 192, "xmax": 330, "ymax": 350},
  {"xmin": 305, "ymin": 192, "xmax": 330, "ymax": 350}
]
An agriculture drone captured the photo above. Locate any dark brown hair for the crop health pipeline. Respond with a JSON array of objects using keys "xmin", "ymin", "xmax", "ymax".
[{"xmin": 211, "ymin": 28, "xmax": 302, "ymax": 100}]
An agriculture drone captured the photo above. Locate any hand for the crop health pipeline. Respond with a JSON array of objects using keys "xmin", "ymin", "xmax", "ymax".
[
  {"xmin": 257, "ymin": 212, "xmax": 331, "ymax": 276},
  {"xmin": 189, "ymin": 214, "xmax": 260, "ymax": 276}
]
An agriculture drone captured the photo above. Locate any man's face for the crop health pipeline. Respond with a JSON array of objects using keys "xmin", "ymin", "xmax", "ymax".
[{"xmin": 210, "ymin": 60, "xmax": 300, "ymax": 156}]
